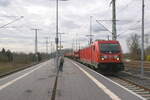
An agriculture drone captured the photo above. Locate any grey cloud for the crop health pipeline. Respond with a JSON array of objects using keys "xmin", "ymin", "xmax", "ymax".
[
  {"xmin": 62, "ymin": 19, "xmax": 80, "ymax": 29},
  {"xmin": 116, "ymin": 20, "xmax": 133, "ymax": 25},
  {"xmin": 92, "ymin": 21, "xmax": 110, "ymax": 33},
  {"xmin": 0, "ymin": 0, "xmax": 11, "ymax": 7},
  {"xmin": 0, "ymin": 0, "xmax": 150, "ymax": 53},
  {"xmin": 78, "ymin": 37, "xmax": 88, "ymax": 42},
  {"xmin": 24, "ymin": 0, "xmax": 55, "ymax": 7},
  {"xmin": 93, "ymin": 25, "xmax": 108, "ymax": 33}
]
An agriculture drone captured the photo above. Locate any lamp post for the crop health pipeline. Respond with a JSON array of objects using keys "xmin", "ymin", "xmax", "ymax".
[
  {"xmin": 55, "ymin": 0, "xmax": 68, "ymax": 71},
  {"xmin": 141, "ymin": 0, "xmax": 145, "ymax": 78},
  {"xmin": 112, "ymin": 0, "xmax": 117, "ymax": 40},
  {"xmin": 55, "ymin": 0, "xmax": 59, "ymax": 52},
  {"xmin": 90, "ymin": 16, "xmax": 93, "ymax": 44}
]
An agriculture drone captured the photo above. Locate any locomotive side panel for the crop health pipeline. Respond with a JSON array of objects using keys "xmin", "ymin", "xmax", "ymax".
[{"xmin": 80, "ymin": 47, "xmax": 92, "ymax": 64}]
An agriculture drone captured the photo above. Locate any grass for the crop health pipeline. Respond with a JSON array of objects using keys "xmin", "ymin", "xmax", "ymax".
[{"xmin": 0, "ymin": 62, "xmax": 32, "ymax": 76}]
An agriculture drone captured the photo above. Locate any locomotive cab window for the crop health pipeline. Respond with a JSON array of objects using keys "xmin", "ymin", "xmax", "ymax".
[{"xmin": 100, "ymin": 43, "xmax": 120, "ymax": 54}]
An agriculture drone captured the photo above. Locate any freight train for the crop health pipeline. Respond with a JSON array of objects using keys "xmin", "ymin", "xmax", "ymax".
[{"xmin": 65, "ymin": 40, "xmax": 124, "ymax": 74}]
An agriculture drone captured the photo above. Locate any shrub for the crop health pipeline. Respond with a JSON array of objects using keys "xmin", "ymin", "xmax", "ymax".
[{"xmin": 146, "ymin": 55, "xmax": 150, "ymax": 61}]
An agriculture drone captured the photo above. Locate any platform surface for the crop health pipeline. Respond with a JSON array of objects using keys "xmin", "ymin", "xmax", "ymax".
[
  {"xmin": 56, "ymin": 59, "xmax": 145, "ymax": 100},
  {"xmin": 0, "ymin": 59, "xmax": 146, "ymax": 100},
  {"xmin": 0, "ymin": 60, "xmax": 56, "ymax": 100}
]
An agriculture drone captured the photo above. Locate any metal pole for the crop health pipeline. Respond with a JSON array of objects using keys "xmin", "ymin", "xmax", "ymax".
[
  {"xmin": 56, "ymin": 0, "xmax": 59, "ymax": 51},
  {"xmin": 76, "ymin": 33, "xmax": 78, "ymax": 51},
  {"xmin": 35, "ymin": 30, "xmax": 37, "ymax": 54},
  {"xmin": 31, "ymin": 29, "xmax": 39, "ymax": 62},
  {"xmin": 35, "ymin": 29, "xmax": 38, "ymax": 62},
  {"xmin": 50, "ymin": 41, "xmax": 52, "ymax": 57},
  {"xmin": 59, "ymin": 33, "xmax": 61, "ymax": 51},
  {"xmin": 141, "ymin": 0, "xmax": 145, "ymax": 78},
  {"xmin": 58, "ymin": 33, "xmax": 65, "ymax": 53},
  {"xmin": 59, "ymin": 33, "xmax": 64, "ymax": 51},
  {"xmin": 72, "ymin": 39, "xmax": 74, "ymax": 51},
  {"xmin": 90, "ymin": 17, "xmax": 93, "ymax": 63},
  {"xmin": 89, "ymin": 16, "xmax": 93, "ymax": 63},
  {"xmin": 55, "ymin": 0, "xmax": 59, "ymax": 71},
  {"xmin": 79, "ymin": 42, "xmax": 80, "ymax": 59},
  {"xmin": 45, "ymin": 37, "xmax": 48, "ymax": 54},
  {"xmin": 112, "ymin": 0, "xmax": 117, "ymax": 40},
  {"xmin": 108, "ymin": 35, "xmax": 110, "ymax": 40},
  {"xmin": 90, "ymin": 16, "xmax": 93, "ymax": 44}
]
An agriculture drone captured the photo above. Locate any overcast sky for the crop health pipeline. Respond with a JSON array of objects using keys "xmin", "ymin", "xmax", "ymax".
[{"xmin": 0, "ymin": 0, "xmax": 150, "ymax": 53}]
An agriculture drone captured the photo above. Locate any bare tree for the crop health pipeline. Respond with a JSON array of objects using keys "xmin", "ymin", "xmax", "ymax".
[
  {"xmin": 146, "ymin": 46, "xmax": 150, "ymax": 56},
  {"xmin": 127, "ymin": 34, "xmax": 141, "ymax": 60},
  {"xmin": 145, "ymin": 34, "xmax": 150, "ymax": 55}
]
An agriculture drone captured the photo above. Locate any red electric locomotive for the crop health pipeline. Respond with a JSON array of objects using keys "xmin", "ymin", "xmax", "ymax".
[{"xmin": 79, "ymin": 40, "xmax": 124, "ymax": 73}]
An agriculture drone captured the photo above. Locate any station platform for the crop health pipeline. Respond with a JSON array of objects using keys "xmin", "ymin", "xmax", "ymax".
[{"xmin": 55, "ymin": 58, "xmax": 146, "ymax": 100}]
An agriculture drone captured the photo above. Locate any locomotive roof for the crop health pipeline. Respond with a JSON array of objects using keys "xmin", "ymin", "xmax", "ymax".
[
  {"xmin": 95, "ymin": 40, "xmax": 119, "ymax": 44},
  {"xmin": 76, "ymin": 40, "xmax": 120, "ymax": 52}
]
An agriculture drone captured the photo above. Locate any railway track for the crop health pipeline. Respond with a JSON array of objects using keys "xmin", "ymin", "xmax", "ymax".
[
  {"xmin": 124, "ymin": 61, "xmax": 150, "ymax": 71},
  {"xmin": 74, "ymin": 59, "xmax": 150, "ymax": 99},
  {"xmin": 124, "ymin": 61, "xmax": 150, "ymax": 79},
  {"xmin": 108, "ymin": 76, "xmax": 150, "ymax": 100}
]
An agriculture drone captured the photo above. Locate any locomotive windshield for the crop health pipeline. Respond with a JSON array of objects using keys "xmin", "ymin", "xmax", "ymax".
[{"xmin": 100, "ymin": 43, "xmax": 121, "ymax": 53}]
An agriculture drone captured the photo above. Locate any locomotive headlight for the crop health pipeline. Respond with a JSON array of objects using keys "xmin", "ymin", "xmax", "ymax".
[
  {"xmin": 101, "ymin": 55, "xmax": 108, "ymax": 60},
  {"xmin": 114, "ymin": 56, "xmax": 120, "ymax": 60},
  {"xmin": 101, "ymin": 56, "xmax": 105, "ymax": 60},
  {"xmin": 101, "ymin": 57, "xmax": 105, "ymax": 60},
  {"xmin": 117, "ymin": 57, "xmax": 120, "ymax": 60}
]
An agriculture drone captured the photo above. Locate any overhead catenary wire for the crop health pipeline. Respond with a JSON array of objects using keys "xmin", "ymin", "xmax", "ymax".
[{"xmin": 0, "ymin": 16, "xmax": 24, "ymax": 29}]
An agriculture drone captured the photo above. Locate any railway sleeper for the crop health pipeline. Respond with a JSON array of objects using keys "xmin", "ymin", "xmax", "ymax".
[
  {"xmin": 137, "ymin": 92, "xmax": 150, "ymax": 94},
  {"xmin": 122, "ymin": 84, "xmax": 136, "ymax": 87},
  {"xmin": 133, "ymin": 90, "xmax": 147, "ymax": 92},
  {"xmin": 141, "ymin": 94, "xmax": 150, "ymax": 98},
  {"xmin": 127, "ymin": 87, "xmax": 140, "ymax": 90},
  {"xmin": 125, "ymin": 85, "xmax": 137, "ymax": 88}
]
